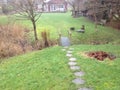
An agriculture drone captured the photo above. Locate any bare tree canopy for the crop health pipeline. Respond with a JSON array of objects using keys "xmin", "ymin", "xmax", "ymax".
[{"xmin": 9, "ymin": 0, "xmax": 44, "ymax": 40}]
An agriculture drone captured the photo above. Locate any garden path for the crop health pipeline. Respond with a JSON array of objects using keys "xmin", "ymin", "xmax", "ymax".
[{"xmin": 62, "ymin": 47, "xmax": 93, "ymax": 90}]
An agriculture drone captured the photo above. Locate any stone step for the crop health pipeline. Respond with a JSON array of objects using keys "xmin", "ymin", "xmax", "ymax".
[
  {"xmin": 69, "ymin": 58, "xmax": 77, "ymax": 61},
  {"xmin": 66, "ymin": 54, "xmax": 72, "ymax": 57},
  {"xmin": 72, "ymin": 78, "xmax": 85, "ymax": 85},
  {"xmin": 70, "ymin": 66, "xmax": 80, "ymax": 70},
  {"xmin": 78, "ymin": 88, "xmax": 93, "ymax": 90},
  {"xmin": 74, "ymin": 71, "xmax": 85, "ymax": 77},
  {"xmin": 68, "ymin": 62, "xmax": 77, "ymax": 66}
]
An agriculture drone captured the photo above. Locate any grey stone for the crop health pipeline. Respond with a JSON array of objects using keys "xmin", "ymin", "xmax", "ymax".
[
  {"xmin": 68, "ymin": 62, "xmax": 77, "ymax": 66},
  {"xmin": 64, "ymin": 46, "xmax": 69, "ymax": 49},
  {"xmin": 70, "ymin": 66, "xmax": 80, "ymax": 70},
  {"xmin": 78, "ymin": 88, "xmax": 93, "ymax": 90},
  {"xmin": 74, "ymin": 71, "xmax": 85, "ymax": 77},
  {"xmin": 66, "ymin": 54, "xmax": 72, "ymax": 57},
  {"xmin": 62, "ymin": 49, "xmax": 66, "ymax": 51},
  {"xmin": 69, "ymin": 58, "xmax": 76, "ymax": 61},
  {"xmin": 69, "ymin": 48, "xmax": 74, "ymax": 50},
  {"xmin": 72, "ymin": 78, "xmax": 85, "ymax": 85},
  {"xmin": 67, "ymin": 51, "xmax": 73, "ymax": 54}
]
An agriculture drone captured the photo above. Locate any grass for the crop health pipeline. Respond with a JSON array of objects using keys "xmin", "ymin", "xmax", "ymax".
[
  {"xmin": 1, "ymin": 12, "xmax": 119, "ymax": 44},
  {"xmin": 0, "ymin": 46, "xmax": 75, "ymax": 90},
  {"xmin": 0, "ymin": 45, "xmax": 120, "ymax": 90},
  {"xmin": 0, "ymin": 12, "xmax": 120, "ymax": 90},
  {"xmin": 72, "ymin": 44, "xmax": 120, "ymax": 90}
]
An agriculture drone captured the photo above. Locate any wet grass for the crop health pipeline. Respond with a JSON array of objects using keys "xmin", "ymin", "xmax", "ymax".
[{"xmin": 73, "ymin": 44, "xmax": 120, "ymax": 90}]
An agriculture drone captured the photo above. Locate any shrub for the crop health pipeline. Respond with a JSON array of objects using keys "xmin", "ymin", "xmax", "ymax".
[{"xmin": 0, "ymin": 24, "xmax": 32, "ymax": 58}]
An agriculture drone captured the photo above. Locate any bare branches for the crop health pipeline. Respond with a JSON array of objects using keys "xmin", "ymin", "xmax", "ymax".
[{"xmin": 9, "ymin": 0, "xmax": 44, "ymax": 40}]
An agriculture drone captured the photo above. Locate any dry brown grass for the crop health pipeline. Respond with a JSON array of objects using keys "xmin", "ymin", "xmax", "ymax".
[
  {"xmin": 0, "ymin": 24, "xmax": 32, "ymax": 58},
  {"xmin": 0, "ymin": 25, "xmax": 58, "ymax": 59}
]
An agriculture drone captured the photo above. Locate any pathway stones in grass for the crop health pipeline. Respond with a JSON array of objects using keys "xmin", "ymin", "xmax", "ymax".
[
  {"xmin": 69, "ymin": 57, "xmax": 77, "ymax": 61},
  {"xmin": 70, "ymin": 66, "xmax": 80, "ymax": 70},
  {"xmin": 62, "ymin": 49, "xmax": 66, "ymax": 51},
  {"xmin": 72, "ymin": 78, "xmax": 85, "ymax": 85},
  {"xmin": 64, "ymin": 46, "xmax": 69, "ymax": 49},
  {"xmin": 69, "ymin": 48, "xmax": 74, "ymax": 51},
  {"xmin": 74, "ymin": 71, "xmax": 85, "ymax": 77},
  {"xmin": 66, "ymin": 54, "xmax": 72, "ymax": 57},
  {"xmin": 67, "ymin": 51, "xmax": 73, "ymax": 54},
  {"xmin": 78, "ymin": 88, "xmax": 93, "ymax": 90},
  {"xmin": 68, "ymin": 62, "xmax": 77, "ymax": 66}
]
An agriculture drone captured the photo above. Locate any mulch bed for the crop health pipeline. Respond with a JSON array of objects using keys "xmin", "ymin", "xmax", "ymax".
[{"xmin": 86, "ymin": 51, "xmax": 116, "ymax": 61}]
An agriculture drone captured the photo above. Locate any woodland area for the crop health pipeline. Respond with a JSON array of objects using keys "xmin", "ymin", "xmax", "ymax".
[{"xmin": 68, "ymin": 0, "xmax": 120, "ymax": 29}]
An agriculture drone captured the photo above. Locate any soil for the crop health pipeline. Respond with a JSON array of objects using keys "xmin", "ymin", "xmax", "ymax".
[{"xmin": 86, "ymin": 51, "xmax": 116, "ymax": 61}]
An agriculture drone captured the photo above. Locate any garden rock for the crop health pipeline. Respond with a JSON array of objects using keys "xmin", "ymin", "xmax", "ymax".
[
  {"xmin": 72, "ymin": 78, "xmax": 85, "ymax": 85},
  {"xmin": 68, "ymin": 62, "xmax": 77, "ymax": 66},
  {"xmin": 62, "ymin": 49, "xmax": 66, "ymax": 51},
  {"xmin": 67, "ymin": 51, "xmax": 73, "ymax": 54},
  {"xmin": 70, "ymin": 66, "xmax": 80, "ymax": 70},
  {"xmin": 66, "ymin": 54, "xmax": 72, "ymax": 57},
  {"xmin": 69, "ymin": 58, "xmax": 76, "ymax": 61},
  {"xmin": 78, "ymin": 88, "xmax": 93, "ymax": 90},
  {"xmin": 74, "ymin": 71, "xmax": 84, "ymax": 77}
]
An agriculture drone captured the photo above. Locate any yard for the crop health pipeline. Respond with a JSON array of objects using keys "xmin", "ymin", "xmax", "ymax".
[
  {"xmin": 1, "ymin": 12, "xmax": 120, "ymax": 45},
  {"xmin": 0, "ymin": 12, "xmax": 120, "ymax": 90}
]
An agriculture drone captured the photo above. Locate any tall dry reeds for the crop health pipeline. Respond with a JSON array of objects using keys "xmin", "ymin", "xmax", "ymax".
[
  {"xmin": 32, "ymin": 30, "xmax": 58, "ymax": 50},
  {"xmin": 0, "ymin": 24, "xmax": 58, "ymax": 59},
  {"xmin": 0, "ymin": 24, "xmax": 32, "ymax": 58}
]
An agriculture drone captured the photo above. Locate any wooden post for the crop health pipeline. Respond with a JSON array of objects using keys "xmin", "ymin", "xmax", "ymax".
[{"xmin": 68, "ymin": 30, "xmax": 72, "ymax": 38}]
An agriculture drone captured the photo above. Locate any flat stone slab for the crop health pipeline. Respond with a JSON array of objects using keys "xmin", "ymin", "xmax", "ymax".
[
  {"xmin": 72, "ymin": 78, "xmax": 85, "ymax": 85},
  {"xmin": 69, "ymin": 48, "xmax": 74, "ymax": 50},
  {"xmin": 66, "ymin": 54, "xmax": 72, "ymax": 57},
  {"xmin": 74, "ymin": 71, "xmax": 85, "ymax": 77},
  {"xmin": 63, "ymin": 46, "xmax": 69, "ymax": 49},
  {"xmin": 68, "ymin": 62, "xmax": 77, "ymax": 66},
  {"xmin": 62, "ymin": 49, "xmax": 66, "ymax": 51},
  {"xmin": 67, "ymin": 51, "xmax": 73, "ymax": 54},
  {"xmin": 78, "ymin": 88, "xmax": 93, "ymax": 90},
  {"xmin": 69, "ymin": 58, "xmax": 77, "ymax": 61},
  {"xmin": 70, "ymin": 66, "xmax": 80, "ymax": 70}
]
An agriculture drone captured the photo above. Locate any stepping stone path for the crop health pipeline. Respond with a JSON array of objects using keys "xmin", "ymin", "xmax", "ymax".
[
  {"xmin": 67, "ymin": 51, "xmax": 73, "ymax": 54},
  {"xmin": 66, "ymin": 54, "xmax": 72, "ymax": 57},
  {"xmin": 74, "ymin": 71, "xmax": 84, "ymax": 77},
  {"xmin": 62, "ymin": 46, "xmax": 93, "ymax": 90},
  {"xmin": 68, "ymin": 62, "xmax": 77, "ymax": 66},
  {"xmin": 72, "ymin": 78, "xmax": 85, "ymax": 85},
  {"xmin": 70, "ymin": 66, "xmax": 80, "ymax": 71},
  {"xmin": 69, "ymin": 57, "xmax": 77, "ymax": 61},
  {"xmin": 78, "ymin": 88, "xmax": 93, "ymax": 90}
]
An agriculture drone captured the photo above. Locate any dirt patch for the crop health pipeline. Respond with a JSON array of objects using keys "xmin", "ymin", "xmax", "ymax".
[{"xmin": 85, "ymin": 51, "xmax": 116, "ymax": 61}]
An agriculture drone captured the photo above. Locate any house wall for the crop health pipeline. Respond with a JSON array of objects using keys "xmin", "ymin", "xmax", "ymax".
[
  {"xmin": 49, "ymin": 4, "xmax": 66, "ymax": 12},
  {"xmin": 43, "ymin": 0, "xmax": 67, "ymax": 13}
]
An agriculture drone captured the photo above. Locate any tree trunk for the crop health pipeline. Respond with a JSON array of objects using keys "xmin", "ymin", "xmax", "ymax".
[
  {"xmin": 32, "ymin": 20, "xmax": 38, "ymax": 41},
  {"xmin": 94, "ymin": 14, "xmax": 98, "ymax": 31}
]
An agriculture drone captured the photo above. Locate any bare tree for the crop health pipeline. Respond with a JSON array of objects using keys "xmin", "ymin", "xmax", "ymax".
[{"xmin": 10, "ymin": 0, "xmax": 44, "ymax": 41}]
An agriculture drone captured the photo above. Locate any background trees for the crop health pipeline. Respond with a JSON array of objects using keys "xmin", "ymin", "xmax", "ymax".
[{"xmin": 9, "ymin": 0, "xmax": 44, "ymax": 41}]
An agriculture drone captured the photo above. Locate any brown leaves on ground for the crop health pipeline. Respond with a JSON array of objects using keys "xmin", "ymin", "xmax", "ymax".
[{"xmin": 86, "ymin": 51, "xmax": 116, "ymax": 61}]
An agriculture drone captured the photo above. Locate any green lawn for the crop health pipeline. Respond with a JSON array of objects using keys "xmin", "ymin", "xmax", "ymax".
[
  {"xmin": 0, "ymin": 13, "xmax": 120, "ymax": 44},
  {"xmin": 0, "ymin": 45, "xmax": 120, "ymax": 90},
  {"xmin": 0, "ymin": 12, "xmax": 120, "ymax": 90},
  {"xmin": 0, "ymin": 46, "xmax": 75, "ymax": 90},
  {"xmin": 73, "ymin": 44, "xmax": 120, "ymax": 90}
]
